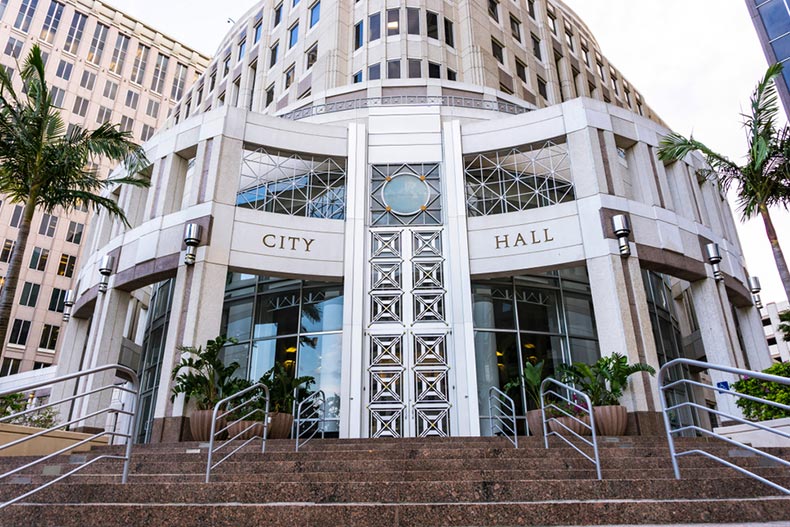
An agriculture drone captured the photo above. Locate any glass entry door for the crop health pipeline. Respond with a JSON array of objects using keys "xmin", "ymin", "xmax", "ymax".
[{"xmin": 365, "ymin": 228, "xmax": 451, "ymax": 437}]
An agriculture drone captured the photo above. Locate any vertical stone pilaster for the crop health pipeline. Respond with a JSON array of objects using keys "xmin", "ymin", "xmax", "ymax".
[
  {"xmin": 443, "ymin": 120, "xmax": 479, "ymax": 437},
  {"xmin": 690, "ymin": 278, "xmax": 743, "ymax": 419},
  {"xmin": 587, "ymin": 254, "xmax": 663, "ymax": 434},
  {"xmin": 150, "ymin": 260, "xmax": 228, "ymax": 442}
]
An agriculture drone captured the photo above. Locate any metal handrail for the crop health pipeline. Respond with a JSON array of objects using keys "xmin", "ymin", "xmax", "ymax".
[
  {"xmin": 205, "ymin": 383, "xmax": 269, "ymax": 483},
  {"xmin": 540, "ymin": 377, "xmax": 601, "ymax": 480},
  {"xmin": 0, "ymin": 364, "xmax": 140, "ymax": 510},
  {"xmin": 488, "ymin": 386, "xmax": 518, "ymax": 448},
  {"xmin": 294, "ymin": 390, "xmax": 326, "ymax": 452},
  {"xmin": 658, "ymin": 358, "xmax": 790, "ymax": 495}
]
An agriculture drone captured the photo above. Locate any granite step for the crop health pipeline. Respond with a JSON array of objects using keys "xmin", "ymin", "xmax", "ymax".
[
  {"xmin": 1, "ymin": 477, "xmax": 789, "ymax": 505},
  {"xmin": 4, "ymin": 497, "xmax": 790, "ymax": 527}
]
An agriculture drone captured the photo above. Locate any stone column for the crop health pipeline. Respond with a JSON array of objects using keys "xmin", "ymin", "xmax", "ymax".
[
  {"xmin": 689, "ymin": 278, "xmax": 743, "ymax": 419},
  {"xmin": 443, "ymin": 119, "xmax": 480, "ymax": 437},
  {"xmin": 50, "ymin": 316, "xmax": 92, "ymax": 425},
  {"xmin": 149, "ymin": 259, "xmax": 228, "ymax": 442},
  {"xmin": 586, "ymin": 253, "xmax": 664, "ymax": 435},
  {"xmin": 339, "ymin": 122, "xmax": 368, "ymax": 439},
  {"xmin": 733, "ymin": 305, "xmax": 772, "ymax": 372},
  {"xmin": 71, "ymin": 286, "xmax": 132, "ymax": 433}
]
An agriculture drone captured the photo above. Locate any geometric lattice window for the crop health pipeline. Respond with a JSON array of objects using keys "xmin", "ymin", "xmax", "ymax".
[
  {"xmin": 237, "ymin": 147, "xmax": 346, "ymax": 219},
  {"xmin": 371, "ymin": 163, "xmax": 442, "ymax": 226},
  {"xmin": 464, "ymin": 141, "xmax": 574, "ymax": 217}
]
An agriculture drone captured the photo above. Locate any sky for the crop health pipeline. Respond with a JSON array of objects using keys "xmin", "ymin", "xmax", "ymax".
[{"xmin": 106, "ymin": 0, "xmax": 790, "ymax": 303}]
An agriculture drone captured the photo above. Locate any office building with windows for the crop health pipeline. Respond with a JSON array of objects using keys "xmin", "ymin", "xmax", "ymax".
[
  {"xmin": 59, "ymin": 0, "xmax": 771, "ymax": 442},
  {"xmin": 0, "ymin": 0, "xmax": 209, "ymax": 378},
  {"xmin": 760, "ymin": 301, "xmax": 790, "ymax": 362},
  {"xmin": 747, "ymin": 0, "xmax": 790, "ymax": 115}
]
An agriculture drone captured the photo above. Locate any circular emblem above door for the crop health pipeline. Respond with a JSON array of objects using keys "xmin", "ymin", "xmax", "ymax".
[{"xmin": 381, "ymin": 172, "xmax": 431, "ymax": 216}]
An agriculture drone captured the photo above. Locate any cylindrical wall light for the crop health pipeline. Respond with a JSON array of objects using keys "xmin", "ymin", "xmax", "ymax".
[
  {"xmin": 98, "ymin": 255, "xmax": 115, "ymax": 293},
  {"xmin": 184, "ymin": 223, "xmax": 203, "ymax": 266},
  {"xmin": 705, "ymin": 243, "xmax": 723, "ymax": 282},
  {"xmin": 62, "ymin": 289, "xmax": 76, "ymax": 322},
  {"xmin": 612, "ymin": 214, "xmax": 632, "ymax": 257},
  {"xmin": 748, "ymin": 276, "xmax": 763, "ymax": 309}
]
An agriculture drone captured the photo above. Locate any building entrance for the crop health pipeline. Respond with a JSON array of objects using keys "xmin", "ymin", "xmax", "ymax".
[{"xmin": 365, "ymin": 227, "xmax": 451, "ymax": 437}]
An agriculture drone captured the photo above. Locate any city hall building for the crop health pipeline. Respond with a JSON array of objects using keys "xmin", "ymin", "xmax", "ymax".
[{"xmin": 57, "ymin": 0, "xmax": 772, "ymax": 443}]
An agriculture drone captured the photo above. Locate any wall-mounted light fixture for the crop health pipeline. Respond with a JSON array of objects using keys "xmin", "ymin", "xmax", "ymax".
[
  {"xmin": 62, "ymin": 290, "xmax": 76, "ymax": 322},
  {"xmin": 705, "ymin": 243, "xmax": 723, "ymax": 282},
  {"xmin": 748, "ymin": 276, "xmax": 763, "ymax": 309},
  {"xmin": 612, "ymin": 214, "xmax": 631, "ymax": 257},
  {"xmin": 98, "ymin": 255, "xmax": 115, "ymax": 293},
  {"xmin": 184, "ymin": 223, "xmax": 203, "ymax": 266}
]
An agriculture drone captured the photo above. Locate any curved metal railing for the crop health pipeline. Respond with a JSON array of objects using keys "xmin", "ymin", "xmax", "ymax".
[
  {"xmin": 540, "ymin": 377, "xmax": 601, "ymax": 480},
  {"xmin": 280, "ymin": 94, "xmax": 530, "ymax": 120},
  {"xmin": 205, "ymin": 383, "xmax": 269, "ymax": 483},
  {"xmin": 487, "ymin": 386, "xmax": 518, "ymax": 448},
  {"xmin": 294, "ymin": 390, "xmax": 326, "ymax": 452},
  {"xmin": 659, "ymin": 358, "xmax": 790, "ymax": 495},
  {"xmin": 0, "ymin": 364, "xmax": 140, "ymax": 510}
]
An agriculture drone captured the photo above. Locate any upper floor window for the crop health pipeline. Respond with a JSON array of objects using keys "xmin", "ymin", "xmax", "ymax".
[
  {"xmin": 547, "ymin": 12, "xmax": 557, "ymax": 34},
  {"xmin": 289, "ymin": 23, "xmax": 299, "ymax": 48},
  {"xmin": 444, "ymin": 18, "xmax": 454, "ymax": 47},
  {"xmin": 171, "ymin": 62, "xmax": 188, "ymax": 100},
  {"xmin": 354, "ymin": 21, "xmax": 364, "ymax": 50},
  {"xmin": 510, "ymin": 15, "xmax": 522, "ymax": 42},
  {"xmin": 273, "ymin": 3, "xmax": 282, "ymax": 27},
  {"xmin": 426, "ymin": 11, "xmax": 438, "ymax": 40},
  {"xmin": 254, "ymin": 21, "xmax": 263, "ymax": 43},
  {"xmin": 491, "ymin": 38, "xmax": 504, "ymax": 64},
  {"xmin": 64, "ymin": 11, "xmax": 87, "ymax": 55},
  {"xmin": 131, "ymin": 44, "xmax": 150, "ymax": 85},
  {"xmin": 387, "ymin": 9, "xmax": 399, "ymax": 36},
  {"xmin": 310, "ymin": 1, "xmax": 320, "ymax": 28},
  {"xmin": 150, "ymin": 53, "xmax": 169, "ymax": 94},
  {"xmin": 87, "ymin": 23, "xmax": 109, "ymax": 65},
  {"xmin": 109, "ymin": 34, "xmax": 130, "ymax": 75},
  {"xmin": 14, "ymin": 0, "xmax": 38, "ymax": 32},
  {"xmin": 39, "ymin": 1, "xmax": 64, "ymax": 44},
  {"xmin": 531, "ymin": 34, "xmax": 542, "ymax": 61},
  {"xmin": 38, "ymin": 213, "xmax": 58, "ymax": 237},
  {"xmin": 238, "ymin": 39, "xmax": 247, "ymax": 61},
  {"xmin": 407, "ymin": 8, "xmax": 420, "ymax": 35},
  {"xmin": 369, "ymin": 13, "xmax": 381, "ymax": 41},
  {"xmin": 488, "ymin": 0, "xmax": 499, "ymax": 23}
]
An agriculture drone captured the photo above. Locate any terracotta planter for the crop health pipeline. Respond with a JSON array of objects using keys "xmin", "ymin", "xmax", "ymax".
[
  {"xmin": 267, "ymin": 412, "xmax": 294, "ymax": 439},
  {"xmin": 593, "ymin": 405, "xmax": 628, "ymax": 436},
  {"xmin": 227, "ymin": 420, "xmax": 264, "ymax": 440},
  {"xmin": 549, "ymin": 414, "xmax": 591, "ymax": 436},
  {"xmin": 189, "ymin": 409, "xmax": 225, "ymax": 442},
  {"xmin": 526, "ymin": 409, "xmax": 545, "ymax": 437}
]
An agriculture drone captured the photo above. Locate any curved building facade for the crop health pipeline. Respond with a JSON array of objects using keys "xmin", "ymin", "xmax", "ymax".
[{"xmin": 57, "ymin": 0, "xmax": 771, "ymax": 441}]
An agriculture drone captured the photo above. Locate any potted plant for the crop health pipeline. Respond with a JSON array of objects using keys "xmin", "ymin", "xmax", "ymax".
[
  {"xmin": 226, "ymin": 387, "xmax": 267, "ymax": 441},
  {"xmin": 504, "ymin": 360, "xmax": 547, "ymax": 436},
  {"xmin": 559, "ymin": 353, "xmax": 655, "ymax": 436},
  {"xmin": 171, "ymin": 336, "xmax": 248, "ymax": 442},
  {"xmin": 545, "ymin": 397, "xmax": 591, "ymax": 436},
  {"xmin": 258, "ymin": 361, "xmax": 315, "ymax": 439}
]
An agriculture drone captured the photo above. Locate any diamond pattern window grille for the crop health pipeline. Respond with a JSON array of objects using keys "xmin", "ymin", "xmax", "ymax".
[
  {"xmin": 464, "ymin": 141, "xmax": 574, "ymax": 217},
  {"xmin": 238, "ymin": 147, "xmax": 347, "ymax": 220},
  {"xmin": 371, "ymin": 163, "xmax": 442, "ymax": 226}
]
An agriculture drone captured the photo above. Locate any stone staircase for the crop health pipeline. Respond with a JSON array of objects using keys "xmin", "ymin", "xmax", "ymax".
[{"xmin": 1, "ymin": 436, "xmax": 789, "ymax": 526}]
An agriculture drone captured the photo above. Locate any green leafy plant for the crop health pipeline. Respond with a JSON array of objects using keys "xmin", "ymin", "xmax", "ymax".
[
  {"xmin": 171, "ymin": 336, "xmax": 248, "ymax": 410},
  {"xmin": 732, "ymin": 362, "xmax": 790, "ymax": 421},
  {"xmin": 779, "ymin": 309, "xmax": 790, "ymax": 342},
  {"xmin": 258, "ymin": 362, "xmax": 315, "ymax": 414},
  {"xmin": 0, "ymin": 45, "xmax": 149, "ymax": 349},
  {"xmin": 0, "ymin": 393, "xmax": 58, "ymax": 429},
  {"xmin": 558, "ymin": 353, "xmax": 656, "ymax": 406},
  {"xmin": 504, "ymin": 360, "xmax": 545, "ymax": 409},
  {"xmin": 0, "ymin": 393, "xmax": 27, "ymax": 418}
]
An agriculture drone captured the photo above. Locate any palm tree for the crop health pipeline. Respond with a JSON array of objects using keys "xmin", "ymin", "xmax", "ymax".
[
  {"xmin": 0, "ymin": 45, "xmax": 148, "ymax": 349},
  {"xmin": 657, "ymin": 63, "xmax": 790, "ymax": 302}
]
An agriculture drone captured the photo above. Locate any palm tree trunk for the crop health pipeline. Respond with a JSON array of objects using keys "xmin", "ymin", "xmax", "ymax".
[
  {"xmin": 759, "ymin": 204, "xmax": 790, "ymax": 302},
  {"xmin": 0, "ymin": 197, "xmax": 37, "ymax": 351}
]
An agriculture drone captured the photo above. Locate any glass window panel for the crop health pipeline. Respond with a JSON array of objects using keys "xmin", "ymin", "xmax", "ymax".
[
  {"xmin": 301, "ymin": 285, "xmax": 343, "ymax": 333},
  {"xmin": 222, "ymin": 299, "xmax": 253, "ymax": 341},
  {"xmin": 759, "ymin": 0, "xmax": 790, "ymax": 40},
  {"xmin": 474, "ymin": 330, "xmax": 522, "ymax": 416},
  {"xmin": 254, "ymin": 291, "xmax": 300, "ymax": 338},
  {"xmin": 297, "ymin": 333, "xmax": 342, "ymax": 431},
  {"xmin": 221, "ymin": 343, "xmax": 250, "ymax": 381},
  {"xmin": 471, "ymin": 283, "xmax": 515, "ymax": 330},
  {"xmin": 563, "ymin": 293, "xmax": 596, "ymax": 339},
  {"xmin": 520, "ymin": 333, "xmax": 565, "ymax": 401},
  {"xmin": 568, "ymin": 338, "xmax": 599, "ymax": 366},
  {"xmin": 516, "ymin": 286, "xmax": 559, "ymax": 334}
]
